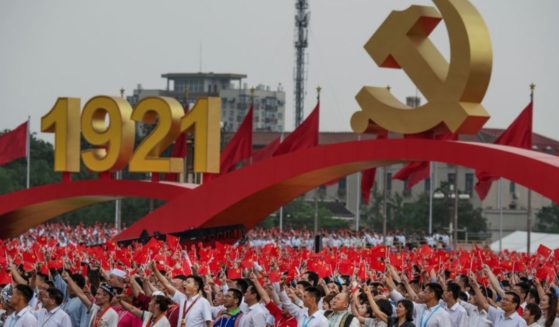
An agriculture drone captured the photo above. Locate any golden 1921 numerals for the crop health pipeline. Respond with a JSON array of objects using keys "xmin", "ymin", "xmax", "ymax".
[{"xmin": 41, "ymin": 96, "xmax": 221, "ymax": 174}]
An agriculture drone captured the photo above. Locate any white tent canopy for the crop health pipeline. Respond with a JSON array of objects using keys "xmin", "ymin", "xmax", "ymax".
[{"xmin": 490, "ymin": 231, "xmax": 559, "ymax": 253}]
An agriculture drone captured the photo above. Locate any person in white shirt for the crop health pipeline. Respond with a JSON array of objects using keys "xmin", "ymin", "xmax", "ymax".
[
  {"xmin": 238, "ymin": 283, "xmax": 267, "ymax": 327},
  {"xmin": 62, "ymin": 271, "xmax": 119, "ymax": 327},
  {"xmin": 35, "ymin": 287, "xmax": 72, "ymax": 327},
  {"xmin": 282, "ymin": 286, "xmax": 329, "ymax": 327},
  {"xmin": 522, "ymin": 303, "xmax": 543, "ymax": 327},
  {"xmin": 443, "ymin": 282, "xmax": 468, "ymax": 327},
  {"xmin": 150, "ymin": 262, "xmax": 212, "ymax": 327},
  {"xmin": 470, "ymin": 272, "xmax": 527, "ymax": 327},
  {"xmin": 119, "ymin": 294, "xmax": 172, "ymax": 327},
  {"xmin": 388, "ymin": 278, "xmax": 451, "ymax": 327},
  {"xmin": 4, "ymin": 284, "xmax": 37, "ymax": 327}
]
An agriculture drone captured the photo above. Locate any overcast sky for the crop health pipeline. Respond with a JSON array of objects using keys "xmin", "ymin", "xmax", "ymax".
[{"xmin": 1, "ymin": 0, "xmax": 558, "ymax": 142}]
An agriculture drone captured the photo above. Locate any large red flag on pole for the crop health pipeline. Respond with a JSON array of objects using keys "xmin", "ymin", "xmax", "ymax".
[
  {"xmin": 0, "ymin": 121, "xmax": 28, "ymax": 165},
  {"xmin": 205, "ymin": 106, "xmax": 253, "ymax": 182},
  {"xmin": 361, "ymin": 132, "xmax": 387, "ymax": 204},
  {"xmin": 273, "ymin": 102, "xmax": 319, "ymax": 156},
  {"xmin": 475, "ymin": 102, "xmax": 533, "ymax": 200},
  {"xmin": 252, "ymin": 137, "xmax": 281, "ymax": 163},
  {"xmin": 220, "ymin": 105, "xmax": 253, "ymax": 174},
  {"xmin": 393, "ymin": 131, "xmax": 456, "ymax": 189}
]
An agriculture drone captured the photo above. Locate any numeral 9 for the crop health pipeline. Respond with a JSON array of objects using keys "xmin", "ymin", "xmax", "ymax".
[{"xmin": 80, "ymin": 96, "xmax": 135, "ymax": 172}]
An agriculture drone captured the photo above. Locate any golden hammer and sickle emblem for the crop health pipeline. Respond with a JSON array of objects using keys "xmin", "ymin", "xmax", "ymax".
[{"xmin": 351, "ymin": 0, "xmax": 492, "ymax": 135}]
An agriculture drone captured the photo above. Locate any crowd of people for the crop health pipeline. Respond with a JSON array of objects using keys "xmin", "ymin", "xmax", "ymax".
[{"xmin": 0, "ymin": 223, "xmax": 558, "ymax": 327}]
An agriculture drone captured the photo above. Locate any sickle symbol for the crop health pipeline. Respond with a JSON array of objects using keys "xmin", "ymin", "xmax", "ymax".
[{"xmin": 351, "ymin": 0, "xmax": 492, "ymax": 135}]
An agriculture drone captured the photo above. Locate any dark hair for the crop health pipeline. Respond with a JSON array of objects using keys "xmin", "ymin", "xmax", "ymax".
[
  {"xmin": 479, "ymin": 286, "xmax": 493, "ymax": 299},
  {"xmin": 458, "ymin": 291, "xmax": 468, "ymax": 302},
  {"xmin": 233, "ymin": 279, "xmax": 248, "ymax": 294},
  {"xmin": 246, "ymin": 284, "xmax": 261, "ymax": 302},
  {"xmin": 304, "ymin": 271, "xmax": 319, "ymax": 287},
  {"xmin": 376, "ymin": 299, "xmax": 393, "ymax": 317},
  {"xmin": 228, "ymin": 288, "xmax": 243, "ymax": 307},
  {"xmin": 15, "ymin": 284, "xmax": 34, "ymax": 304},
  {"xmin": 153, "ymin": 295, "xmax": 172, "ymax": 312},
  {"xmin": 426, "ymin": 283, "xmax": 444, "ymax": 301},
  {"xmin": 296, "ymin": 281, "xmax": 312, "ymax": 290},
  {"xmin": 446, "ymin": 282, "xmax": 461, "ymax": 300},
  {"xmin": 515, "ymin": 282, "xmax": 530, "ymax": 299},
  {"xmin": 71, "ymin": 274, "xmax": 86, "ymax": 289},
  {"xmin": 505, "ymin": 291, "xmax": 521, "ymax": 310},
  {"xmin": 525, "ymin": 303, "xmax": 542, "ymax": 322},
  {"xmin": 544, "ymin": 292, "xmax": 558, "ymax": 327},
  {"xmin": 305, "ymin": 287, "xmax": 322, "ymax": 305},
  {"xmin": 528, "ymin": 288, "xmax": 540, "ymax": 304},
  {"xmin": 398, "ymin": 299, "xmax": 414, "ymax": 321},
  {"xmin": 186, "ymin": 275, "xmax": 204, "ymax": 293},
  {"xmin": 457, "ymin": 274, "xmax": 470, "ymax": 289},
  {"xmin": 46, "ymin": 287, "xmax": 64, "ymax": 306},
  {"xmin": 173, "ymin": 275, "xmax": 188, "ymax": 282}
]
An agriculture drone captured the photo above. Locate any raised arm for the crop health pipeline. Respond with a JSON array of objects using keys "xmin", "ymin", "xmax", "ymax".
[
  {"xmin": 129, "ymin": 274, "xmax": 144, "ymax": 299},
  {"xmin": 468, "ymin": 271, "xmax": 489, "ymax": 311},
  {"xmin": 62, "ymin": 270, "xmax": 92, "ymax": 309},
  {"xmin": 118, "ymin": 298, "xmax": 143, "ymax": 318},
  {"xmin": 482, "ymin": 265, "xmax": 505, "ymax": 299},
  {"xmin": 249, "ymin": 273, "xmax": 271, "ymax": 304},
  {"xmin": 149, "ymin": 261, "xmax": 177, "ymax": 297},
  {"xmin": 364, "ymin": 286, "xmax": 388, "ymax": 322},
  {"xmin": 401, "ymin": 273, "xmax": 418, "ymax": 302}
]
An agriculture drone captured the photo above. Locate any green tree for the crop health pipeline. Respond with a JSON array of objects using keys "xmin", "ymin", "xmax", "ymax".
[
  {"xmin": 535, "ymin": 203, "xmax": 559, "ymax": 233},
  {"xmin": 257, "ymin": 197, "xmax": 350, "ymax": 231},
  {"xmin": 361, "ymin": 182, "xmax": 486, "ymax": 235}
]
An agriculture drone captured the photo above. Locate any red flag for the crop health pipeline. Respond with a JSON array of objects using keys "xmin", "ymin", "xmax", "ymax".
[
  {"xmin": 273, "ymin": 103, "xmax": 319, "ymax": 156},
  {"xmin": 205, "ymin": 106, "xmax": 253, "ymax": 182},
  {"xmin": 220, "ymin": 106, "xmax": 253, "ymax": 173},
  {"xmin": 536, "ymin": 244, "xmax": 552, "ymax": 259},
  {"xmin": 393, "ymin": 132, "xmax": 456, "ymax": 189},
  {"xmin": 252, "ymin": 137, "xmax": 281, "ymax": 163},
  {"xmin": 475, "ymin": 102, "xmax": 532, "ymax": 200},
  {"xmin": 166, "ymin": 234, "xmax": 180, "ymax": 250},
  {"xmin": 0, "ymin": 121, "xmax": 27, "ymax": 165},
  {"xmin": 393, "ymin": 161, "xmax": 429, "ymax": 189},
  {"xmin": 361, "ymin": 132, "xmax": 388, "ymax": 204}
]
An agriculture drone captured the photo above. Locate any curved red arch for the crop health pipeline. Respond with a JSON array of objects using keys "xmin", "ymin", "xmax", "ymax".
[
  {"xmin": 114, "ymin": 139, "xmax": 559, "ymax": 241},
  {"xmin": 0, "ymin": 180, "xmax": 194, "ymax": 238}
]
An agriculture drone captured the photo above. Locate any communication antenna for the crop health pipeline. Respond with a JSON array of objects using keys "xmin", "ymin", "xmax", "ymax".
[{"xmin": 294, "ymin": 0, "xmax": 310, "ymax": 127}]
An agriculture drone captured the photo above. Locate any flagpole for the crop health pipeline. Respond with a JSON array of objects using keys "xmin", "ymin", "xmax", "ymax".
[
  {"xmin": 314, "ymin": 86, "xmax": 321, "ymax": 235},
  {"xmin": 428, "ymin": 162, "xmax": 434, "ymax": 235},
  {"xmin": 382, "ymin": 85, "xmax": 391, "ymax": 245},
  {"xmin": 356, "ymin": 134, "xmax": 361, "ymax": 231},
  {"xmin": 498, "ymin": 178, "xmax": 503, "ymax": 252},
  {"xmin": 527, "ymin": 83, "xmax": 535, "ymax": 255},
  {"xmin": 26, "ymin": 115, "xmax": 31, "ymax": 189}
]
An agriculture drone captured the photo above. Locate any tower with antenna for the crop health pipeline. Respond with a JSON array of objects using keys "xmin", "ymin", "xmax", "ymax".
[{"xmin": 294, "ymin": 0, "xmax": 309, "ymax": 127}]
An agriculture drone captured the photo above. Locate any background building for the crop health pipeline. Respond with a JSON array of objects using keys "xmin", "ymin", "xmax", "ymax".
[{"xmin": 128, "ymin": 72, "xmax": 286, "ymax": 134}]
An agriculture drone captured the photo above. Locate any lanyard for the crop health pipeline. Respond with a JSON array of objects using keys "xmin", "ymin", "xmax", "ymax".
[
  {"xmin": 302, "ymin": 315, "xmax": 314, "ymax": 327},
  {"xmin": 42, "ymin": 308, "xmax": 61, "ymax": 326},
  {"xmin": 181, "ymin": 295, "xmax": 200, "ymax": 325},
  {"xmin": 420, "ymin": 305, "xmax": 441, "ymax": 327}
]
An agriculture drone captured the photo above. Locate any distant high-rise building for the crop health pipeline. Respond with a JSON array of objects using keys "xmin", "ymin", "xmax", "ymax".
[{"xmin": 128, "ymin": 72, "xmax": 285, "ymax": 134}]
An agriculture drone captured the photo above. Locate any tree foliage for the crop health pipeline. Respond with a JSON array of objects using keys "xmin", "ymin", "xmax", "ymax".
[
  {"xmin": 535, "ymin": 203, "xmax": 559, "ymax": 233},
  {"xmin": 361, "ymin": 182, "xmax": 487, "ymax": 235},
  {"xmin": 0, "ymin": 134, "xmax": 152, "ymax": 226},
  {"xmin": 258, "ymin": 197, "xmax": 350, "ymax": 231}
]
